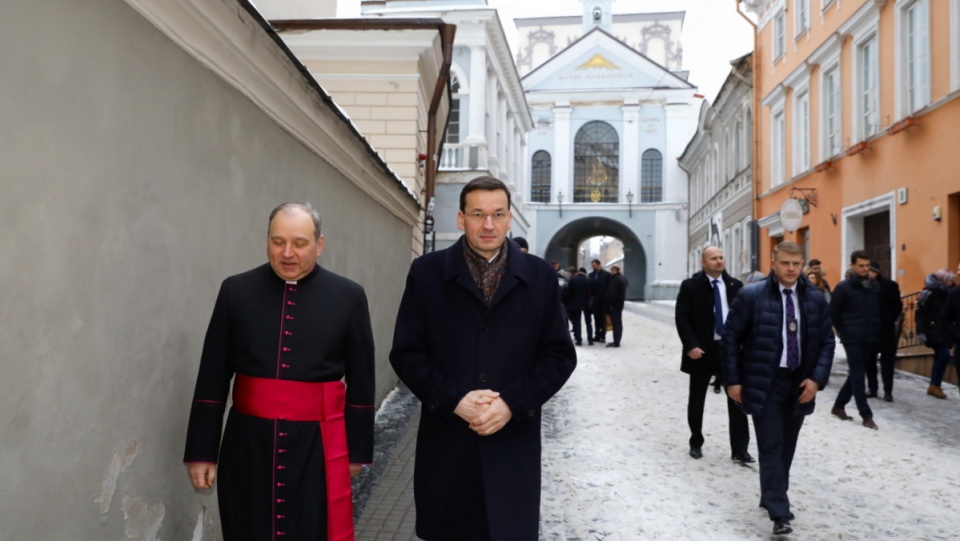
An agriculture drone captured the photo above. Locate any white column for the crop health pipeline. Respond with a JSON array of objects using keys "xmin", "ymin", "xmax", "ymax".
[
  {"xmin": 665, "ymin": 103, "xmax": 692, "ymax": 202},
  {"xmin": 621, "ymin": 103, "xmax": 640, "ymax": 203},
  {"xmin": 497, "ymin": 93, "xmax": 507, "ymax": 175},
  {"xmin": 466, "ymin": 46, "xmax": 486, "ymax": 144},
  {"xmin": 553, "ymin": 105, "xmax": 572, "ymax": 202},
  {"xmin": 513, "ymin": 124, "xmax": 523, "ymax": 192}
]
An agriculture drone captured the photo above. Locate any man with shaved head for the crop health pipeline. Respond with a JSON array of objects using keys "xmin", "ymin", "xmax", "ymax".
[{"xmin": 675, "ymin": 246, "xmax": 751, "ymax": 462}]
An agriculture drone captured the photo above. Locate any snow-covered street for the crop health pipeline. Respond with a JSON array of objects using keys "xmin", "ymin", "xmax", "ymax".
[{"xmin": 539, "ymin": 301, "xmax": 960, "ymax": 540}]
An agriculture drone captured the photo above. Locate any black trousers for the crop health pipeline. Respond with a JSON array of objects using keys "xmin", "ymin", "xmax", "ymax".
[
  {"xmin": 569, "ymin": 308, "xmax": 593, "ymax": 343},
  {"xmin": 687, "ymin": 347, "xmax": 750, "ymax": 453},
  {"xmin": 753, "ymin": 374, "xmax": 805, "ymax": 520},
  {"xmin": 608, "ymin": 306, "xmax": 623, "ymax": 345},
  {"xmin": 591, "ymin": 301, "xmax": 606, "ymax": 340},
  {"xmin": 865, "ymin": 343, "xmax": 895, "ymax": 395}
]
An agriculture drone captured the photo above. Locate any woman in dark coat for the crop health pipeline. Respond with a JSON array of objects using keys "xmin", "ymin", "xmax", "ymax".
[{"xmin": 917, "ymin": 269, "xmax": 955, "ymax": 399}]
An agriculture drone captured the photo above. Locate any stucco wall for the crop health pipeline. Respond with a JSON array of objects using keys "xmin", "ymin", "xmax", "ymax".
[{"xmin": 0, "ymin": 1, "xmax": 413, "ymax": 539}]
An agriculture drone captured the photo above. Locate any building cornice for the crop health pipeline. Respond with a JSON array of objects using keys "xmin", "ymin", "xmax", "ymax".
[{"xmin": 122, "ymin": 0, "xmax": 421, "ymax": 225}]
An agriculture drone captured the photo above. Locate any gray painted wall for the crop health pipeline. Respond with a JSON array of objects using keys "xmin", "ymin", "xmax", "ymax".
[{"xmin": 0, "ymin": 1, "xmax": 413, "ymax": 539}]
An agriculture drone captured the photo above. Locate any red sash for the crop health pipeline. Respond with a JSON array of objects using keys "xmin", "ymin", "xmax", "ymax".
[{"xmin": 233, "ymin": 374, "xmax": 354, "ymax": 541}]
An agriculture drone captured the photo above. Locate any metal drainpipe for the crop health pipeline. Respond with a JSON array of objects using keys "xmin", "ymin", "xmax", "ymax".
[
  {"xmin": 424, "ymin": 24, "xmax": 457, "ymax": 253},
  {"xmin": 736, "ymin": 0, "xmax": 761, "ymax": 271}
]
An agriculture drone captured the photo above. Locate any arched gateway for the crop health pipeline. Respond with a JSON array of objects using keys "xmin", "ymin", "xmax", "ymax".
[{"xmin": 543, "ymin": 217, "xmax": 646, "ymax": 300}]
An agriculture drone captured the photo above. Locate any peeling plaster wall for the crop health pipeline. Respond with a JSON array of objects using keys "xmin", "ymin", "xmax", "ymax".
[{"xmin": 0, "ymin": 0, "xmax": 412, "ymax": 538}]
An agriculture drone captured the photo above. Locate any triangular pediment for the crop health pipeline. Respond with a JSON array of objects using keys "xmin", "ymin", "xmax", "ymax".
[{"xmin": 522, "ymin": 28, "xmax": 693, "ymax": 92}]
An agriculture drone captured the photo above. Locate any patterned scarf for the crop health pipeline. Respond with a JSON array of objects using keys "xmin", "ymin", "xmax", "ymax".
[{"xmin": 462, "ymin": 238, "xmax": 508, "ymax": 306}]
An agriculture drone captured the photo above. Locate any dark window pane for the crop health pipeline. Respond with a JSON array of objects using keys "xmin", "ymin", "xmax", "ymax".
[
  {"xmin": 641, "ymin": 148, "xmax": 662, "ymax": 203},
  {"xmin": 573, "ymin": 121, "xmax": 619, "ymax": 202},
  {"xmin": 531, "ymin": 150, "xmax": 551, "ymax": 203}
]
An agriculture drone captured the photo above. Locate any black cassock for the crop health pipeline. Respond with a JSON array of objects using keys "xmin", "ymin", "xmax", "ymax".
[{"xmin": 184, "ymin": 263, "xmax": 374, "ymax": 541}]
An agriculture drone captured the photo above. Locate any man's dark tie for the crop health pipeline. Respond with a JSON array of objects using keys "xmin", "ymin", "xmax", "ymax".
[
  {"xmin": 712, "ymin": 279, "xmax": 724, "ymax": 336},
  {"xmin": 783, "ymin": 289, "xmax": 800, "ymax": 370}
]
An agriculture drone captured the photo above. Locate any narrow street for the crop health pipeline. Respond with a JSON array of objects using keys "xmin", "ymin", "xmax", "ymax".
[{"xmin": 538, "ymin": 302, "xmax": 960, "ymax": 540}]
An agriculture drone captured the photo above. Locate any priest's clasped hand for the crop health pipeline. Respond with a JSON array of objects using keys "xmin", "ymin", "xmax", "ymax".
[{"xmin": 454, "ymin": 389, "xmax": 513, "ymax": 436}]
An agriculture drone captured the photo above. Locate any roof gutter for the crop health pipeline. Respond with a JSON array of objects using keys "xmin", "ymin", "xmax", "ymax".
[{"xmin": 736, "ymin": 0, "xmax": 761, "ymax": 271}]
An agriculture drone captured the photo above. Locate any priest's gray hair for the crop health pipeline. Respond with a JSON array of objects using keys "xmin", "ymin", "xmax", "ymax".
[{"xmin": 269, "ymin": 202, "xmax": 323, "ymax": 242}]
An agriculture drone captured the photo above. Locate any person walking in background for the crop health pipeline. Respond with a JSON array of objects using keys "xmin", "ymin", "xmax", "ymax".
[
  {"xmin": 675, "ymin": 246, "xmax": 751, "ymax": 462},
  {"xmin": 183, "ymin": 202, "xmax": 375, "ymax": 541},
  {"xmin": 512, "ymin": 237, "xmax": 529, "ymax": 253},
  {"xmin": 605, "ymin": 265, "xmax": 628, "ymax": 348},
  {"xmin": 830, "ymin": 250, "xmax": 881, "ymax": 429},
  {"xmin": 804, "ymin": 266, "xmax": 831, "ymax": 304},
  {"xmin": 722, "ymin": 241, "xmax": 834, "ymax": 536},
  {"xmin": 567, "ymin": 267, "xmax": 593, "ymax": 346},
  {"xmin": 917, "ymin": 269, "xmax": 956, "ymax": 399},
  {"xmin": 589, "ymin": 259, "xmax": 612, "ymax": 343},
  {"xmin": 866, "ymin": 262, "xmax": 903, "ymax": 402},
  {"xmin": 942, "ymin": 270, "xmax": 960, "ymax": 398},
  {"xmin": 808, "ymin": 259, "xmax": 832, "ymax": 295},
  {"xmin": 389, "ymin": 176, "xmax": 577, "ymax": 541}
]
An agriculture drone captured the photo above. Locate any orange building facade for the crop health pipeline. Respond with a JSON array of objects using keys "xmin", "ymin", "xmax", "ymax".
[{"xmin": 745, "ymin": 0, "xmax": 960, "ymax": 293}]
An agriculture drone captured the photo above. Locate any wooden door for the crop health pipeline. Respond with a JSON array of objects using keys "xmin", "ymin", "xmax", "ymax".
[{"xmin": 864, "ymin": 211, "xmax": 891, "ymax": 277}]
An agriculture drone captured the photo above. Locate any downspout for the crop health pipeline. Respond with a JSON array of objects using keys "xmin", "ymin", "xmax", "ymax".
[
  {"xmin": 424, "ymin": 23, "xmax": 457, "ymax": 253},
  {"xmin": 736, "ymin": 0, "xmax": 760, "ymax": 271}
]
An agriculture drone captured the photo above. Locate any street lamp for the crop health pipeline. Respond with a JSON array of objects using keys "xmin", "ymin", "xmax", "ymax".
[
  {"xmin": 557, "ymin": 191, "xmax": 564, "ymax": 218},
  {"xmin": 626, "ymin": 190, "xmax": 634, "ymax": 218}
]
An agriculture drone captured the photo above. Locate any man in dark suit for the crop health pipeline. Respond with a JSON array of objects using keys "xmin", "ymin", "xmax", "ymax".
[
  {"xmin": 723, "ymin": 241, "xmax": 834, "ymax": 536},
  {"xmin": 589, "ymin": 259, "xmax": 612, "ymax": 343},
  {"xmin": 605, "ymin": 265, "xmax": 628, "ymax": 347},
  {"xmin": 567, "ymin": 267, "xmax": 593, "ymax": 346},
  {"xmin": 390, "ymin": 176, "xmax": 577, "ymax": 541},
  {"xmin": 675, "ymin": 246, "xmax": 751, "ymax": 462},
  {"xmin": 866, "ymin": 261, "xmax": 902, "ymax": 401}
]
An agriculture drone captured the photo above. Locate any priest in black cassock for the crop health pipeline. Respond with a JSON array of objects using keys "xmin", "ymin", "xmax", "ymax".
[{"xmin": 184, "ymin": 202, "xmax": 375, "ymax": 541}]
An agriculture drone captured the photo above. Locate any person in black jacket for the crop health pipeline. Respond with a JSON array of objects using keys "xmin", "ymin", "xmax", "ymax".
[
  {"xmin": 589, "ymin": 260, "xmax": 612, "ymax": 343},
  {"xmin": 567, "ymin": 267, "xmax": 593, "ymax": 346},
  {"xmin": 917, "ymin": 269, "xmax": 956, "ymax": 399},
  {"xmin": 605, "ymin": 265, "xmax": 628, "ymax": 347},
  {"xmin": 865, "ymin": 262, "xmax": 903, "ymax": 402},
  {"xmin": 722, "ymin": 241, "xmax": 834, "ymax": 536},
  {"xmin": 830, "ymin": 250, "xmax": 881, "ymax": 428},
  {"xmin": 941, "ymin": 276, "xmax": 960, "ymax": 398},
  {"xmin": 675, "ymin": 246, "xmax": 751, "ymax": 462}
]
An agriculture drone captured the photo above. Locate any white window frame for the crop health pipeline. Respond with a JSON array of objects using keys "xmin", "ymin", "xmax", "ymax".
[
  {"xmin": 773, "ymin": 9, "xmax": 786, "ymax": 62},
  {"xmin": 952, "ymin": 0, "xmax": 960, "ymax": 91},
  {"xmin": 840, "ymin": 2, "xmax": 883, "ymax": 141},
  {"xmin": 793, "ymin": 88, "xmax": 810, "ymax": 175},
  {"xmin": 771, "ymin": 108, "xmax": 786, "ymax": 187},
  {"xmin": 809, "ymin": 35, "xmax": 841, "ymax": 161},
  {"xmin": 895, "ymin": 0, "xmax": 931, "ymax": 117},
  {"xmin": 795, "ymin": 0, "xmax": 810, "ymax": 38},
  {"xmin": 821, "ymin": 0, "xmax": 836, "ymax": 12}
]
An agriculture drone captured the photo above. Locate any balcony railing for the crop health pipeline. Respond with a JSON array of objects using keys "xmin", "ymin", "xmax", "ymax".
[
  {"xmin": 440, "ymin": 144, "xmax": 464, "ymax": 170},
  {"xmin": 898, "ymin": 291, "xmax": 920, "ymax": 349}
]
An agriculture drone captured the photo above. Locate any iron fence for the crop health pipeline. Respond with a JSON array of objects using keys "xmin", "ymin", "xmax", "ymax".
[{"xmin": 897, "ymin": 291, "xmax": 921, "ymax": 349}]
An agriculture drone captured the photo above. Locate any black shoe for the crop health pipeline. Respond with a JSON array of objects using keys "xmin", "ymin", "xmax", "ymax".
[
  {"xmin": 689, "ymin": 447, "xmax": 702, "ymax": 459},
  {"xmin": 731, "ymin": 451, "xmax": 755, "ymax": 464},
  {"xmin": 759, "ymin": 503, "xmax": 795, "ymax": 521},
  {"xmin": 596, "ymin": 337, "xmax": 606, "ymax": 343},
  {"xmin": 575, "ymin": 340, "xmax": 582, "ymax": 346},
  {"xmin": 605, "ymin": 343, "xmax": 619, "ymax": 348},
  {"xmin": 587, "ymin": 341, "xmax": 594, "ymax": 345},
  {"xmin": 883, "ymin": 393, "xmax": 893, "ymax": 402},
  {"xmin": 772, "ymin": 518, "xmax": 793, "ymax": 535},
  {"xmin": 867, "ymin": 391, "xmax": 878, "ymax": 398},
  {"xmin": 713, "ymin": 385, "xmax": 722, "ymax": 394}
]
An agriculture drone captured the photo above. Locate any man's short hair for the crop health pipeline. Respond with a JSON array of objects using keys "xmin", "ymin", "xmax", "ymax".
[
  {"xmin": 772, "ymin": 241, "xmax": 803, "ymax": 259},
  {"xmin": 459, "ymin": 176, "xmax": 511, "ymax": 212},
  {"xmin": 591, "ymin": 259, "xmax": 601, "ymax": 265},
  {"xmin": 611, "ymin": 265, "xmax": 620, "ymax": 272},
  {"xmin": 578, "ymin": 267, "xmax": 587, "ymax": 274},
  {"xmin": 850, "ymin": 250, "xmax": 871, "ymax": 264},
  {"xmin": 512, "ymin": 237, "xmax": 529, "ymax": 251},
  {"xmin": 809, "ymin": 259, "xmax": 822, "ymax": 266},
  {"xmin": 269, "ymin": 202, "xmax": 322, "ymax": 242}
]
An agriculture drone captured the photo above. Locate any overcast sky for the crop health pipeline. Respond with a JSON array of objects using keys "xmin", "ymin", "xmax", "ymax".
[{"xmin": 487, "ymin": 0, "xmax": 755, "ymax": 101}]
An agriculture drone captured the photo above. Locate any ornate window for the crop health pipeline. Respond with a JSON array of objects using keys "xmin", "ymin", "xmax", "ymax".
[
  {"xmin": 641, "ymin": 149, "xmax": 663, "ymax": 202},
  {"xmin": 573, "ymin": 121, "xmax": 619, "ymax": 202},
  {"xmin": 530, "ymin": 150, "xmax": 551, "ymax": 203}
]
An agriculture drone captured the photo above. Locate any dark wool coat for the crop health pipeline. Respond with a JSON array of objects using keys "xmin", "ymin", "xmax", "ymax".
[
  {"xmin": 390, "ymin": 237, "xmax": 577, "ymax": 541},
  {"xmin": 722, "ymin": 273, "xmax": 835, "ymax": 416},
  {"xmin": 184, "ymin": 264, "xmax": 375, "ymax": 541},
  {"xmin": 918, "ymin": 287, "xmax": 952, "ymax": 348},
  {"xmin": 830, "ymin": 276, "xmax": 881, "ymax": 344},
  {"xmin": 566, "ymin": 273, "xmax": 591, "ymax": 313},
  {"xmin": 942, "ymin": 286, "xmax": 960, "ymax": 343},
  {"xmin": 588, "ymin": 269, "xmax": 612, "ymax": 305},
  {"xmin": 874, "ymin": 273, "xmax": 903, "ymax": 353},
  {"xmin": 675, "ymin": 270, "xmax": 743, "ymax": 375}
]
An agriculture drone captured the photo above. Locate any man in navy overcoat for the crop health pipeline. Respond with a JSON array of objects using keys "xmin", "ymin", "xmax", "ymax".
[{"xmin": 390, "ymin": 176, "xmax": 577, "ymax": 541}]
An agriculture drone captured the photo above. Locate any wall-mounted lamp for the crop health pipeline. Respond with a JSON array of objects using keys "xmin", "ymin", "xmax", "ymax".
[
  {"xmin": 933, "ymin": 205, "xmax": 942, "ymax": 222},
  {"xmin": 626, "ymin": 190, "xmax": 634, "ymax": 218},
  {"xmin": 557, "ymin": 191, "xmax": 564, "ymax": 218}
]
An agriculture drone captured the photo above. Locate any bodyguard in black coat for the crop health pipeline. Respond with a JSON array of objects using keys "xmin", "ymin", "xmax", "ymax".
[
  {"xmin": 390, "ymin": 177, "xmax": 576, "ymax": 541},
  {"xmin": 588, "ymin": 260, "xmax": 612, "ymax": 342},
  {"xmin": 675, "ymin": 246, "xmax": 750, "ymax": 461},
  {"xmin": 566, "ymin": 270, "xmax": 593, "ymax": 345},
  {"xmin": 722, "ymin": 242, "xmax": 834, "ymax": 536}
]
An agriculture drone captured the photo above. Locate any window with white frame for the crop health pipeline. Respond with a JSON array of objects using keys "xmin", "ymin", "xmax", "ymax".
[
  {"xmin": 734, "ymin": 121, "xmax": 742, "ymax": 174},
  {"xmin": 822, "ymin": 66, "xmax": 842, "ymax": 157},
  {"xmin": 796, "ymin": 0, "xmax": 810, "ymax": 37},
  {"xmin": 774, "ymin": 9, "xmax": 786, "ymax": 61},
  {"xmin": 793, "ymin": 89, "xmax": 810, "ymax": 174},
  {"xmin": 898, "ymin": 0, "xmax": 931, "ymax": 115},
  {"xmin": 772, "ymin": 108, "xmax": 786, "ymax": 187},
  {"xmin": 857, "ymin": 35, "xmax": 880, "ymax": 138},
  {"xmin": 822, "ymin": 0, "xmax": 836, "ymax": 11}
]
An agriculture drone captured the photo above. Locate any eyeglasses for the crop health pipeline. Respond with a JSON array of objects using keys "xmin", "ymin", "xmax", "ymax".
[{"xmin": 465, "ymin": 212, "xmax": 510, "ymax": 222}]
